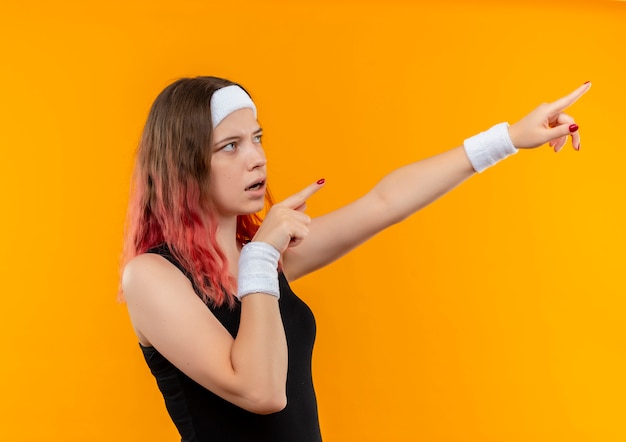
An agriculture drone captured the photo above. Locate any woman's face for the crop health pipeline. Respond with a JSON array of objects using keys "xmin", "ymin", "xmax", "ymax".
[{"xmin": 209, "ymin": 107, "xmax": 267, "ymax": 218}]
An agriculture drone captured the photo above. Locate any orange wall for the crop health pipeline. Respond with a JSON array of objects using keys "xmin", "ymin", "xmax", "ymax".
[{"xmin": 1, "ymin": 0, "xmax": 625, "ymax": 440}]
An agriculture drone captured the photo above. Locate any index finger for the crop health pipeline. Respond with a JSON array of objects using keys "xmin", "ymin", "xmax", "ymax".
[
  {"xmin": 547, "ymin": 81, "xmax": 592, "ymax": 113},
  {"xmin": 279, "ymin": 179, "xmax": 325, "ymax": 210}
]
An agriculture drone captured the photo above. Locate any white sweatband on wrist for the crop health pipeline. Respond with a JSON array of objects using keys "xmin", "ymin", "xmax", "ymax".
[
  {"xmin": 210, "ymin": 85, "xmax": 257, "ymax": 128},
  {"xmin": 237, "ymin": 242, "xmax": 281, "ymax": 301},
  {"xmin": 463, "ymin": 122, "xmax": 518, "ymax": 173}
]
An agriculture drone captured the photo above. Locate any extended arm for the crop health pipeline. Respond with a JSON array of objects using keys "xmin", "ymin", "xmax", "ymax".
[
  {"xmin": 282, "ymin": 82, "xmax": 591, "ymax": 281},
  {"xmin": 282, "ymin": 146, "xmax": 475, "ymax": 280}
]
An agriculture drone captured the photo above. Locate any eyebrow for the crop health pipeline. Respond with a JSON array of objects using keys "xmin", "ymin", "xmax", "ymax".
[{"xmin": 214, "ymin": 127, "xmax": 263, "ymax": 146}]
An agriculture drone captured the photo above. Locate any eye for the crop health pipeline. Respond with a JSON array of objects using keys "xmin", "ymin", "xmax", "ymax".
[
  {"xmin": 253, "ymin": 134, "xmax": 262, "ymax": 144},
  {"xmin": 220, "ymin": 142, "xmax": 236, "ymax": 152}
]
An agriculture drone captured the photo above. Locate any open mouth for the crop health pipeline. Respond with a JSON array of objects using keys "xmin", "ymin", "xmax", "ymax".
[{"xmin": 245, "ymin": 180, "xmax": 265, "ymax": 191}]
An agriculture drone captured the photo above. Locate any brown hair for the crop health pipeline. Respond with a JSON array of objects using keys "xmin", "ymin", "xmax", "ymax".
[{"xmin": 120, "ymin": 76, "xmax": 272, "ymax": 306}]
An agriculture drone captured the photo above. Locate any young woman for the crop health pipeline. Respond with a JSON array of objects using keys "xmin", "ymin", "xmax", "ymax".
[{"xmin": 120, "ymin": 76, "xmax": 590, "ymax": 441}]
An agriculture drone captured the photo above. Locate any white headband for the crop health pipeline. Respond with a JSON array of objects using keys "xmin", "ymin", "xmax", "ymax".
[{"xmin": 210, "ymin": 85, "xmax": 257, "ymax": 128}]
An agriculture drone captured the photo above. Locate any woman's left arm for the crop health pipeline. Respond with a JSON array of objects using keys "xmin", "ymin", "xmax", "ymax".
[{"xmin": 282, "ymin": 82, "xmax": 591, "ymax": 281}]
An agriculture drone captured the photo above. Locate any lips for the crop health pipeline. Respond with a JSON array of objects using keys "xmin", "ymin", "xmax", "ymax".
[{"xmin": 245, "ymin": 179, "xmax": 266, "ymax": 191}]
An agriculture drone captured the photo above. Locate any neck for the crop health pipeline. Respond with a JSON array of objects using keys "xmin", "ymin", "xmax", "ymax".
[{"xmin": 215, "ymin": 215, "xmax": 241, "ymax": 272}]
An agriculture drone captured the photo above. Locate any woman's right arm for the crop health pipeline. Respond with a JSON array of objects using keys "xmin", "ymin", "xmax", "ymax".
[
  {"xmin": 123, "ymin": 254, "xmax": 288, "ymax": 414},
  {"xmin": 122, "ymin": 182, "xmax": 324, "ymax": 415}
]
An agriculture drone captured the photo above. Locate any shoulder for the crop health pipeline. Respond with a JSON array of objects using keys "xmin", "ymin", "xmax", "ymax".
[
  {"xmin": 122, "ymin": 253, "xmax": 202, "ymax": 346},
  {"xmin": 122, "ymin": 253, "xmax": 192, "ymax": 302}
]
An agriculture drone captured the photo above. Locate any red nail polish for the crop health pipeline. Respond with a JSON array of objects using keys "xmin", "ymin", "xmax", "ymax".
[
  {"xmin": 569, "ymin": 124, "xmax": 579, "ymax": 133},
  {"xmin": 584, "ymin": 81, "xmax": 591, "ymax": 84},
  {"xmin": 316, "ymin": 178, "xmax": 325, "ymax": 185}
]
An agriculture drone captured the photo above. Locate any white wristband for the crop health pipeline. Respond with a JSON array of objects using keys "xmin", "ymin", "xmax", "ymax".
[
  {"xmin": 463, "ymin": 122, "xmax": 518, "ymax": 173},
  {"xmin": 237, "ymin": 242, "xmax": 281, "ymax": 301}
]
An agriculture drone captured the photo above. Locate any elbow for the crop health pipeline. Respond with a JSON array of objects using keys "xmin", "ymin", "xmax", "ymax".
[
  {"xmin": 244, "ymin": 390, "xmax": 287, "ymax": 415},
  {"xmin": 255, "ymin": 395, "xmax": 288, "ymax": 415},
  {"xmin": 370, "ymin": 190, "xmax": 408, "ymax": 228}
]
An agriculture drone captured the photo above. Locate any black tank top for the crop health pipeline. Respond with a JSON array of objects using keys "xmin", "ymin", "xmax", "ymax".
[{"xmin": 140, "ymin": 245, "xmax": 322, "ymax": 441}]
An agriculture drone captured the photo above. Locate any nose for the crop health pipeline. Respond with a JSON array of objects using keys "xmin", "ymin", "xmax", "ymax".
[{"xmin": 247, "ymin": 143, "xmax": 266, "ymax": 170}]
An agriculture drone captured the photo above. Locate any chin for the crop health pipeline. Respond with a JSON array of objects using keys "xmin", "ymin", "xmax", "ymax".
[{"xmin": 242, "ymin": 203, "xmax": 266, "ymax": 215}]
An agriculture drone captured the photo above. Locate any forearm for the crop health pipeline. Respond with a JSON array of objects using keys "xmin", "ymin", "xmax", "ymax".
[
  {"xmin": 226, "ymin": 241, "xmax": 288, "ymax": 414},
  {"xmin": 230, "ymin": 295, "xmax": 288, "ymax": 413},
  {"xmin": 370, "ymin": 146, "xmax": 475, "ymax": 225}
]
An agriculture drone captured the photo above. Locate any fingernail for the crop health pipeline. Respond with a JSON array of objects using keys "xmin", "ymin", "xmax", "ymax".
[
  {"xmin": 584, "ymin": 81, "xmax": 591, "ymax": 84},
  {"xmin": 569, "ymin": 124, "xmax": 579, "ymax": 133},
  {"xmin": 576, "ymin": 143, "xmax": 581, "ymax": 151},
  {"xmin": 316, "ymin": 178, "xmax": 325, "ymax": 185}
]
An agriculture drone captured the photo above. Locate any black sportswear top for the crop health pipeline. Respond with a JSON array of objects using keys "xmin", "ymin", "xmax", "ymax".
[{"xmin": 141, "ymin": 245, "xmax": 322, "ymax": 441}]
